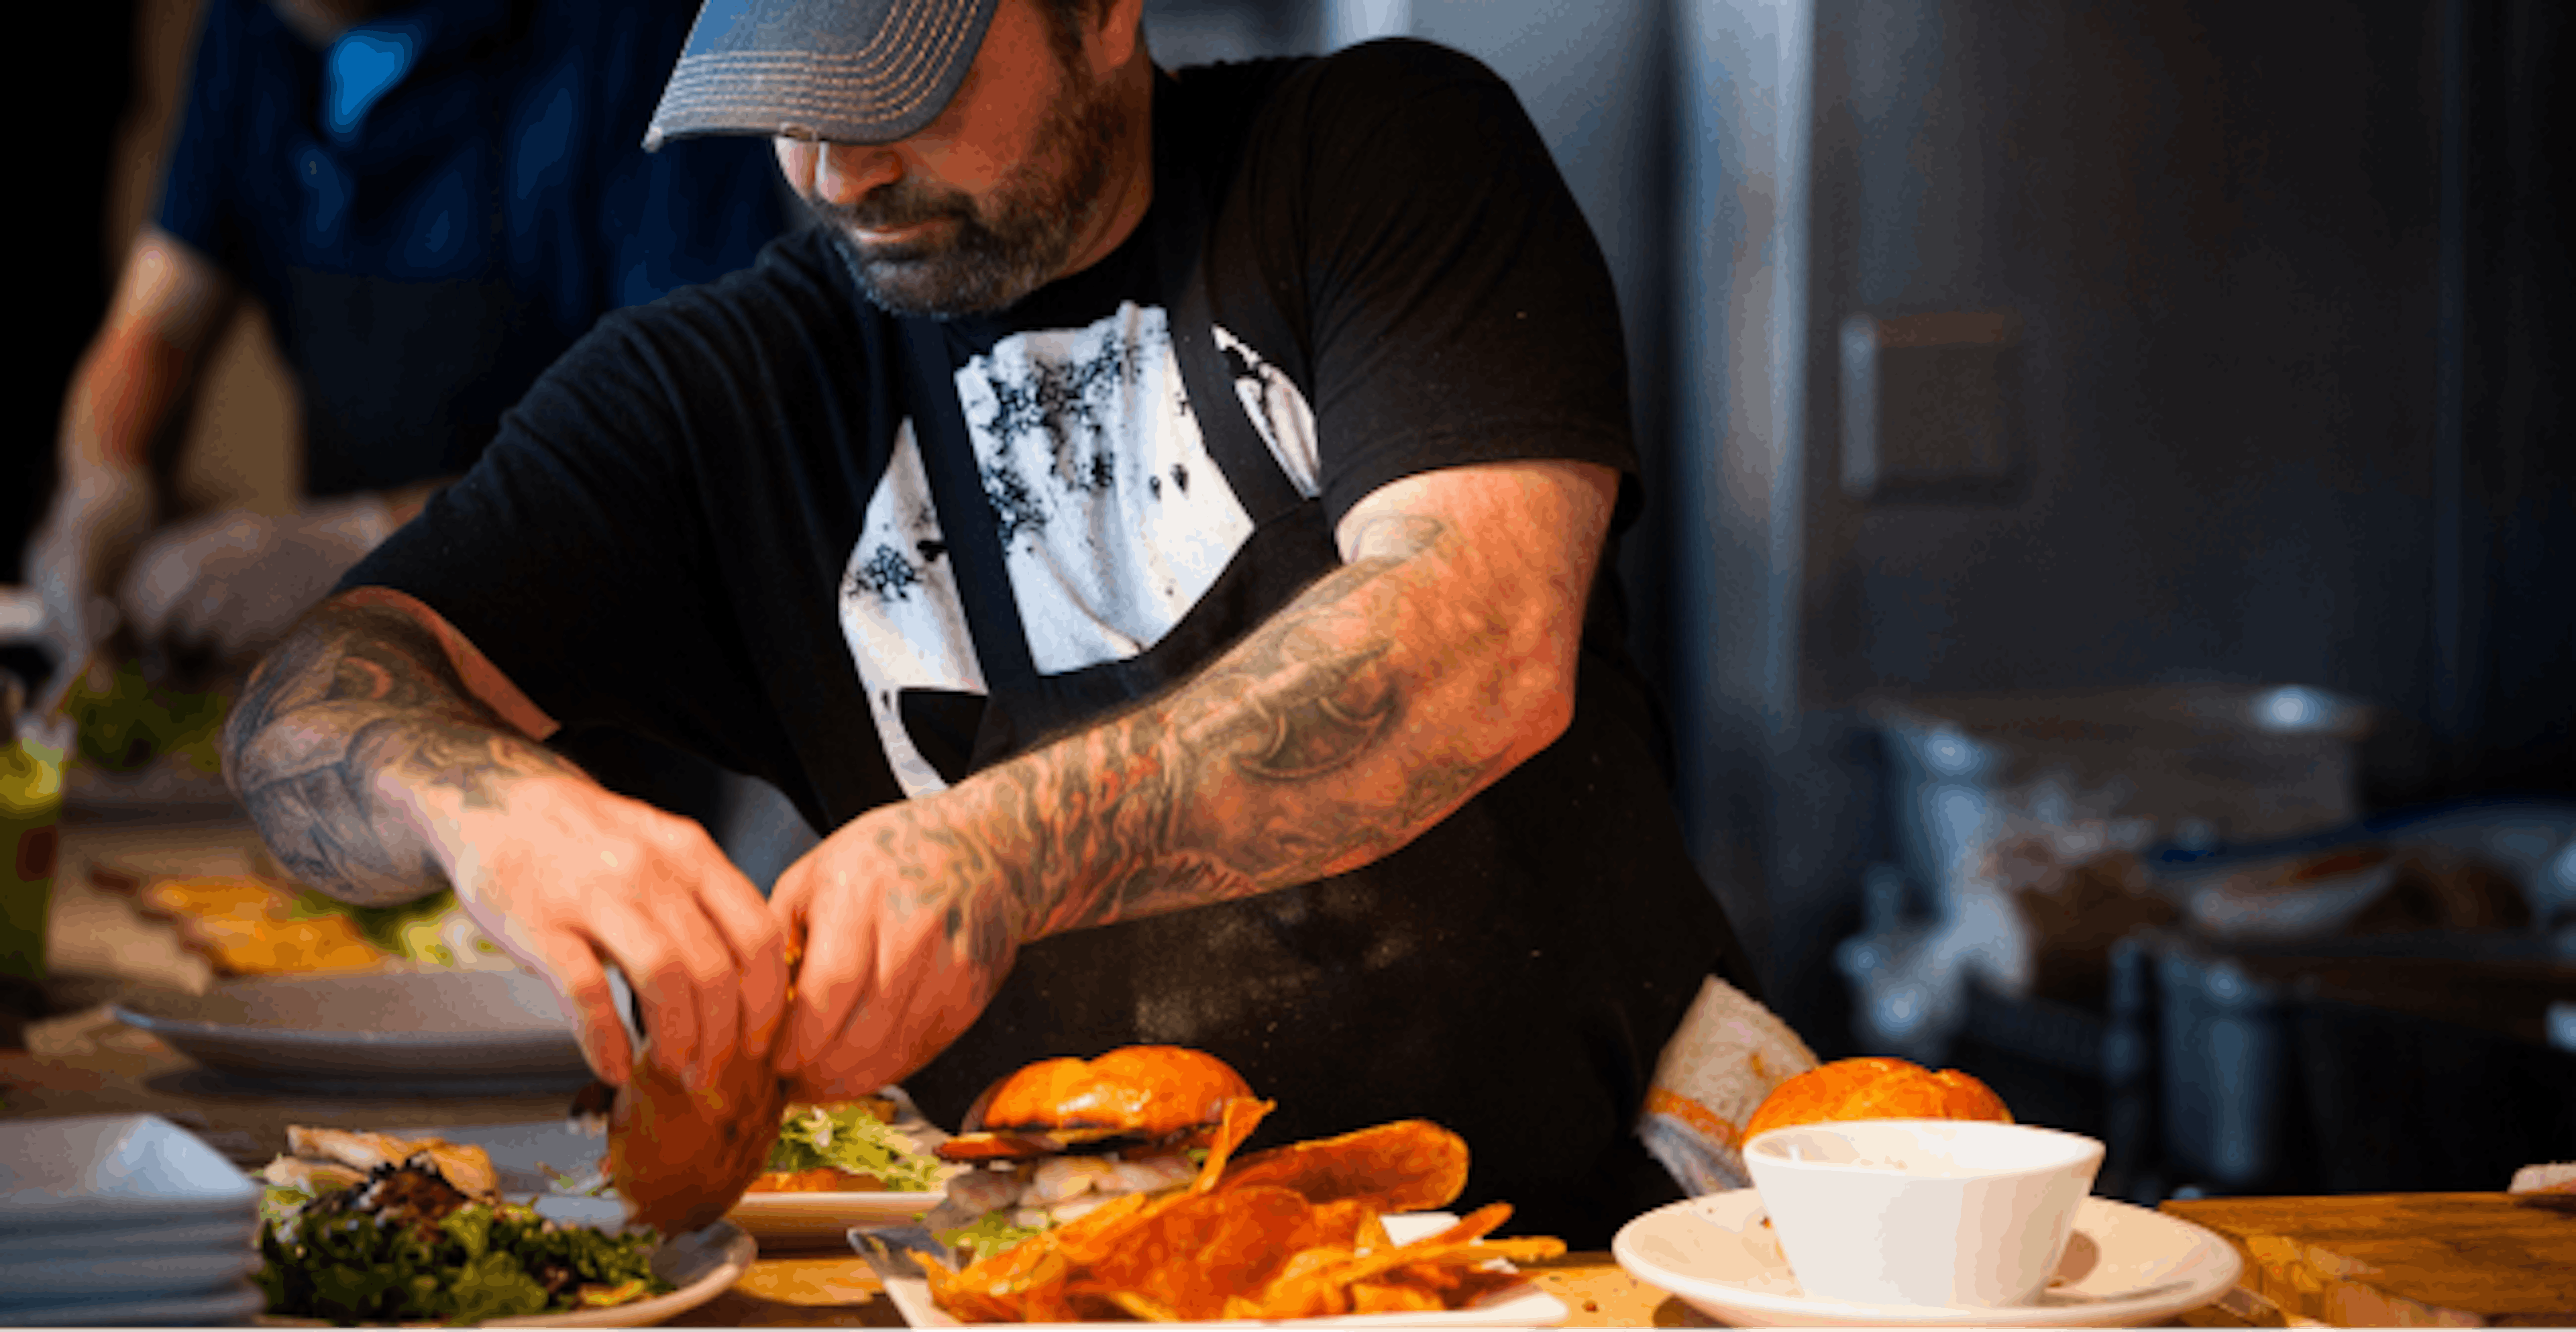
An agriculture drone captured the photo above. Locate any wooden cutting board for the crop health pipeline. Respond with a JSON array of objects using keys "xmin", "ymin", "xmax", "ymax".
[{"xmin": 2161, "ymin": 1192, "xmax": 2576, "ymax": 1327}]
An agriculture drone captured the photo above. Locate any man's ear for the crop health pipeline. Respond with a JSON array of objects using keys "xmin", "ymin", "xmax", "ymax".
[{"xmin": 1087, "ymin": 0, "xmax": 1150, "ymax": 75}]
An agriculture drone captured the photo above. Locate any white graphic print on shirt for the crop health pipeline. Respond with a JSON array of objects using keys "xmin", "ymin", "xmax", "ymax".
[{"xmin": 837, "ymin": 301, "xmax": 1321, "ymax": 797}]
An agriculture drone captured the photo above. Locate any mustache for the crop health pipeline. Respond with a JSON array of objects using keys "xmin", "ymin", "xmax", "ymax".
[{"xmin": 801, "ymin": 183, "xmax": 975, "ymax": 235}]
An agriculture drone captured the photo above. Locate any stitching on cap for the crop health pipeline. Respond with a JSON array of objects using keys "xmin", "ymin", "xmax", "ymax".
[{"xmin": 665, "ymin": 0, "xmax": 970, "ymax": 117}]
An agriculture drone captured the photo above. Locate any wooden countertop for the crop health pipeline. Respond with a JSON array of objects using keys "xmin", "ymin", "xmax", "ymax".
[{"xmin": 2161, "ymin": 1192, "xmax": 2576, "ymax": 1328}]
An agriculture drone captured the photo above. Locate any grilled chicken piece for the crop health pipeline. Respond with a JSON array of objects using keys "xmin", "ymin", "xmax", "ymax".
[
  {"xmin": 262, "ymin": 1157, "xmax": 366, "ymax": 1195},
  {"xmin": 284, "ymin": 1127, "xmax": 417, "ymax": 1173},
  {"xmin": 281, "ymin": 1127, "xmax": 499, "ymax": 1200}
]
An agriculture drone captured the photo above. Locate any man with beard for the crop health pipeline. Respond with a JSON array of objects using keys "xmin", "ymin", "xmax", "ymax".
[{"xmin": 221, "ymin": 0, "xmax": 1757, "ymax": 1245}]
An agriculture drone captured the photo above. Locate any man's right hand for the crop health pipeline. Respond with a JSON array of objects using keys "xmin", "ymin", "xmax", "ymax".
[
  {"xmin": 221, "ymin": 588, "xmax": 787, "ymax": 1091},
  {"xmin": 439, "ymin": 772, "xmax": 789, "ymax": 1090}
]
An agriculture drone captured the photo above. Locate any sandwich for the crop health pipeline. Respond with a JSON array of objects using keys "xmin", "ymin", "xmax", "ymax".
[{"xmin": 922, "ymin": 1045, "xmax": 1253, "ymax": 1257}]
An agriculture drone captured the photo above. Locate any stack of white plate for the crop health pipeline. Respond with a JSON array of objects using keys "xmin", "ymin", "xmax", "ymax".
[{"xmin": 0, "ymin": 1114, "xmax": 268, "ymax": 1326}]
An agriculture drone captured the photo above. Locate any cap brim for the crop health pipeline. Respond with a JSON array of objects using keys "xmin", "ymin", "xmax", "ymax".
[{"xmin": 646, "ymin": 0, "xmax": 1001, "ymax": 150}]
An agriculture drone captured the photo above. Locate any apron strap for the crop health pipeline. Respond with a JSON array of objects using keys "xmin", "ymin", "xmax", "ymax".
[
  {"xmin": 1155, "ymin": 172, "xmax": 1311, "ymax": 529},
  {"xmin": 898, "ymin": 318, "xmax": 1043, "ymax": 697}
]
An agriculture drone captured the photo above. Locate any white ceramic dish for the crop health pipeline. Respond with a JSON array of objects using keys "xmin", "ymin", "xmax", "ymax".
[
  {"xmin": 0, "ymin": 1114, "xmax": 261, "ymax": 1228},
  {"xmin": 0, "ymin": 1280, "xmax": 266, "ymax": 1327},
  {"xmin": 867, "ymin": 1211, "xmax": 1567, "ymax": 1329},
  {"xmin": 1743, "ymin": 1119, "xmax": 2104, "ymax": 1308},
  {"xmin": 0, "ymin": 1245, "xmax": 263, "ymax": 1300},
  {"xmin": 113, "ymin": 972, "xmax": 592, "ymax": 1092},
  {"xmin": 1613, "ymin": 1189, "xmax": 2242, "ymax": 1328},
  {"xmin": 254, "ymin": 1217, "xmax": 755, "ymax": 1329}
]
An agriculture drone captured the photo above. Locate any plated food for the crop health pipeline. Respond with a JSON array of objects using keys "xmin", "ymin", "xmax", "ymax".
[
  {"xmin": 718, "ymin": 1094, "xmax": 959, "ymax": 1245},
  {"xmin": 256, "ymin": 1127, "xmax": 670, "ymax": 1323},
  {"xmin": 910, "ymin": 1045, "xmax": 1564, "ymax": 1323},
  {"xmin": 749, "ymin": 1094, "xmax": 949, "ymax": 1194},
  {"xmin": 924, "ymin": 1045, "xmax": 1246, "ymax": 1257}
]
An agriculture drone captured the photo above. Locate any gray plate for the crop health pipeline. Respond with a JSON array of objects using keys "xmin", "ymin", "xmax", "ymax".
[{"xmin": 112, "ymin": 972, "xmax": 592, "ymax": 1092}]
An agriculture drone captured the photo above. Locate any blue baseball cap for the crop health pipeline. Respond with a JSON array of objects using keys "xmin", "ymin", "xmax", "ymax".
[{"xmin": 646, "ymin": 0, "xmax": 1002, "ymax": 150}]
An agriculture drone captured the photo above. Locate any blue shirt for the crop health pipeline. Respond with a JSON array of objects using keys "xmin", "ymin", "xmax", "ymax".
[{"xmin": 156, "ymin": 0, "xmax": 788, "ymax": 497}]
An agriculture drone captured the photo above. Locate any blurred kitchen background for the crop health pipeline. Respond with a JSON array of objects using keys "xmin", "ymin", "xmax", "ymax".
[{"xmin": 15, "ymin": 0, "xmax": 2572, "ymax": 1201}]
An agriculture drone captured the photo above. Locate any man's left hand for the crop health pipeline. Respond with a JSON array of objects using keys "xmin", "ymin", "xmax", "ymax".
[{"xmin": 766, "ymin": 798, "xmax": 1023, "ymax": 1101}]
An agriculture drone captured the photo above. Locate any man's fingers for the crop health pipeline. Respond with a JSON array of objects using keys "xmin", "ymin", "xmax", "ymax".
[
  {"xmin": 702, "ymin": 874, "xmax": 788, "ymax": 1060},
  {"xmin": 544, "ymin": 945, "xmax": 631, "ymax": 1087},
  {"xmin": 777, "ymin": 877, "xmax": 873, "ymax": 1078},
  {"xmin": 590, "ymin": 911, "xmax": 700, "ymax": 1084}
]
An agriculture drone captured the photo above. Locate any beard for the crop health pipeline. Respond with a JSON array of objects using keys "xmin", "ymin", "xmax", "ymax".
[{"xmin": 809, "ymin": 54, "xmax": 1127, "ymax": 318}]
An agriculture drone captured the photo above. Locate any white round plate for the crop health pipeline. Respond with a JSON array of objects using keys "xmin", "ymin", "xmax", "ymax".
[
  {"xmin": 1613, "ymin": 1190, "xmax": 2243, "ymax": 1328},
  {"xmin": 729, "ymin": 1188, "xmax": 945, "ymax": 1245},
  {"xmin": 256, "ymin": 1218, "xmax": 755, "ymax": 1328}
]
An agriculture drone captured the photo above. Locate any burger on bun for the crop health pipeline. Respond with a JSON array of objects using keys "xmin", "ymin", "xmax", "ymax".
[
  {"xmin": 1743, "ymin": 1056, "xmax": 2012, "ymax": 1141},
  {"xmin": 924, "ymin": 1046, "xmax": 1260, "ymax": 1256}
]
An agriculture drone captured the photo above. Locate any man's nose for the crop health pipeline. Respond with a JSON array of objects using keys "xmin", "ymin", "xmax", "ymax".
[{"xmin": 812, "ymin": 143, "xmax": 903, "ymax": 205}]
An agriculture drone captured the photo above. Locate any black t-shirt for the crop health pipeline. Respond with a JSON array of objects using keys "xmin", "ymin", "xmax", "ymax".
[{"xmin": 352, "ymin": 38, "xmax": 1752, "ymax": 1245}]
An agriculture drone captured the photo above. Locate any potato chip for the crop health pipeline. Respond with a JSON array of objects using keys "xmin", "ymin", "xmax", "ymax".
[
  {"xmin": 1082, "ymin": 1185, "xmax": 1315, "ymax": 1319},
  {"xmin": 1349, "ymin": 1279, "xmax": 1444, "ymax": 1313},
  {"xmin": 925, "ymin": 1113, "xmax": 1558, "ymax": 1324},
  {"xmin": 1099, "ymin": 1290, "xmax": 1181, "ymax": 1322},
  {"xmin": 1216, "ymin": 1119, "xmax": 1468, "ymax": 1214},
  {"xmin": 1016, "ymin": 1250, "xmax": 1081, "ymax": 1324},
  {"xmin": 1301, "ymin": 1197, "xmax": 1382, "ymax": 1250},
  {"xmin": 1446, "ymin": 1265, "xmax": 1538, "ymax": 1305},
  {"xmin": 1188, "ymin": 1096, "xmax": 1275, "ymax": 1192}
]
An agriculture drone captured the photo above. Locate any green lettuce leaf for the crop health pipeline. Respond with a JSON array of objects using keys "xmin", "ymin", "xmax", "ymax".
[{"xmin": 765, "ymin": 1103, "xmax": 947, "ymax": 1190}]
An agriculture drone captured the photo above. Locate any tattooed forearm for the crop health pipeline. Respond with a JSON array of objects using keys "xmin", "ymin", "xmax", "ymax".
[
  {"xmin": 916, "ymin": 500, "xmax": 1567, "ymax": 951},
  {"xmin": 222, "ymin": 601, "xmax": 577, "ymax": 907}
]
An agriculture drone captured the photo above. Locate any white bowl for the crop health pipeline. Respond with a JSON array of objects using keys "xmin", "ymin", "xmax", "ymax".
[{"xmin": 1742, "ymin": 1119, "xmax": 2104, "ymax": 1309}]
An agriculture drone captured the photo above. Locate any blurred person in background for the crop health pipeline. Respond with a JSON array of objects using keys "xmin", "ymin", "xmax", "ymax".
[{"xmin": 21, "ymin": 0, "xmax": 788, "ymax": 815}]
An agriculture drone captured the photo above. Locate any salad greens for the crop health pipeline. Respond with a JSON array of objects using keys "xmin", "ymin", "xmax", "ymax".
[
  {"xmin": 281, "ymin": 884, "xmax": 476, "ymax": 964},
  {"xmin": 766, "ymin": 1102, "xmax": 948, "ymax": 1190},
  {"xmin": 932, "ymin": 1211, "xmax": 1055, "ymax": 1265},
  {"xmin": 256, "ymin": 1194, "xmax": 669, "ymax": 1325}
]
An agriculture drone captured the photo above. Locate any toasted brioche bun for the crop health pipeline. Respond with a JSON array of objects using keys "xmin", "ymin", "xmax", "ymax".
[
  {"xmin": 936, "ymin": 1046, "xmax": 1254, "ymax": 1161},
  {"xmin": 1743, "ymin": 1056, "xmax": 2012, "ymax": 1141}
]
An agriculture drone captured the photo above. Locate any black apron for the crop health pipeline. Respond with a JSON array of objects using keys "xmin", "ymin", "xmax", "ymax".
[{"xmin": 888, "ymin": 164, "xmax": 1754, "ymax": 1249}]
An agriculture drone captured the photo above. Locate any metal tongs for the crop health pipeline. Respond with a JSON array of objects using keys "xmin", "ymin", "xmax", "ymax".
[{"xmin": 851, "ymin": 1225, "xmax": 951, "ymax": 1282}]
